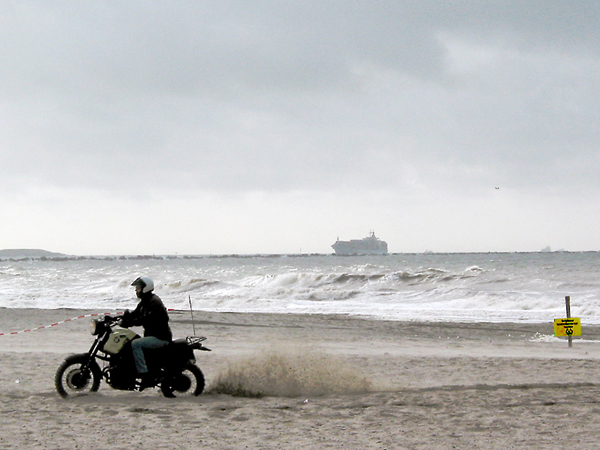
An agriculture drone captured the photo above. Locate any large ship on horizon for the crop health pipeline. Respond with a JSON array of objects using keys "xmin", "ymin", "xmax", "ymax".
[{"xmin": 331, "ymin": 231, "xmax": 388, "ymax": 255}]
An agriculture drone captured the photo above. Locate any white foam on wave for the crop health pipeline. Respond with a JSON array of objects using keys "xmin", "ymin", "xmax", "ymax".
[{"xmin": 1, "ymin": 253, "xmax": 600, "ymax": 324}]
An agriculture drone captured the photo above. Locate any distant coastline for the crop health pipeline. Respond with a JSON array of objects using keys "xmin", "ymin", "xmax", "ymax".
[
  {"xmin": 0, "ymin": 249, "xmax": 68, "ymax": 259},
  {"xmin": 0, "ymin": 249, "xmax": 327, "ymax": 261}
]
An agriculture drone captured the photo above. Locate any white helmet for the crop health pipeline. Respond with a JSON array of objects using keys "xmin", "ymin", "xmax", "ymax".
[{"xmin": 131, "ymin": 276, "xmax": 154, "ymax": 293}]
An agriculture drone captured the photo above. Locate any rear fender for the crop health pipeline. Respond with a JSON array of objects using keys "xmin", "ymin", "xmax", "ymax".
[{"xmin": 183, "ymin": 336, "xmax": 212, "ymax": 351}]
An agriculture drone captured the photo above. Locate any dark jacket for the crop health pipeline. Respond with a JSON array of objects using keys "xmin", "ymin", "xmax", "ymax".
[{"xmin": 121, "ymin": 293, "xmax": 172, "ymax": 342}]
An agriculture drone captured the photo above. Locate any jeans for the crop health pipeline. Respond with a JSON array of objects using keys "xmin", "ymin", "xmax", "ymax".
[{"xmin": 131, "ymin": 336, "xmax": 170, "ymax": 374}]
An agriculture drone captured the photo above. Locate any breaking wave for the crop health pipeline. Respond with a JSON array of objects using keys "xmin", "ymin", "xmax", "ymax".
[{"xmin": 1, "ymin": 252, "xmax": 600, "ymax": 323}]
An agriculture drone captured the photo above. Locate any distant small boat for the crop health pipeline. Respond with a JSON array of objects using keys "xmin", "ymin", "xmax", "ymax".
[{"xmin": 331, "ymin": 232, "xmax": 388, "ymax": 255}]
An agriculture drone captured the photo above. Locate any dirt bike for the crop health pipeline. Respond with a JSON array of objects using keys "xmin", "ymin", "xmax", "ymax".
[{"xmin": 55, "ymin": 315, "xmax": 211, "ymax": 398}]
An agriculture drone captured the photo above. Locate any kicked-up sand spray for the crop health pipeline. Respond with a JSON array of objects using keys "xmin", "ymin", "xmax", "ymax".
[{"xmin": 208, "ymin": 345, "xmax": 371, "ymax": 398}]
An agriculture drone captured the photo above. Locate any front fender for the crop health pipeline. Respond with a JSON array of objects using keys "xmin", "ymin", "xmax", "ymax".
[{"xmin": 63, "ymin": 353, "xmax": 102, "ymax": 374}]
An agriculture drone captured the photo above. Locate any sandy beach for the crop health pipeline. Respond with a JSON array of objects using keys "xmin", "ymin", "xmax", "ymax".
[{"xmin": 1, "ymin": 308, "xmax": 600, "ymax": 449}]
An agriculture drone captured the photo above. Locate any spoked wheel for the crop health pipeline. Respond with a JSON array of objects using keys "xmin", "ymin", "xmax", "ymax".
[
  {"xmin": 160, "ymin": 364, "xmax": 205, "ymax": 398},
  {"xmin": 55, "ymin": 354, "xmax": 101, "ymax": 398}
]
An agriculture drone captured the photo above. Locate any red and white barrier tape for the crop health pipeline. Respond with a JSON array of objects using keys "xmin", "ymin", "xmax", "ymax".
[{"xmin": 0, "ymin": 309, "xmax": 176, "ymax": 336}]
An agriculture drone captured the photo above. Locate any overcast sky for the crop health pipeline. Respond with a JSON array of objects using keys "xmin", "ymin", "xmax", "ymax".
[{"xmin": 1, "ymin": 1, "xmax": 599, "ymax": 255}]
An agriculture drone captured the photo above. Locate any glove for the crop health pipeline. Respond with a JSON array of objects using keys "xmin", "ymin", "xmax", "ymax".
[{"xmin": 120, "ymin": 309, "xmax": 132, "ymax": 327}]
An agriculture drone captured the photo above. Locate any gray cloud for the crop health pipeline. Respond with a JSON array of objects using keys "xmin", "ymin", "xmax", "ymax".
[{"xmin": 1, "ymin": 2, "xmax": 599, "ymax": 233}]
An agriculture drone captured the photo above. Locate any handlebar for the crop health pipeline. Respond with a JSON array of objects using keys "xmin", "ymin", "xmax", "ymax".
[{"xmin": 104, "ymin": 315, "xmax": 123, "ymax": 325}]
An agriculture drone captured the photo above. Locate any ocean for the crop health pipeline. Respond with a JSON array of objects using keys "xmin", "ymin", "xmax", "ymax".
[{"xmin": 1, "ymin": 252, "xmax": 599, "ymax": 324}]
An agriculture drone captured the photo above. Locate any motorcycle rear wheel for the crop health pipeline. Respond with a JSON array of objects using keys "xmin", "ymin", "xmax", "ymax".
[
  {"xmin": 160, "ymin": 363, "xmax": 205, "ymax": 398},
  {"xmin": 55, "ymin": 354, "xmax": 101, "ymax": 398}
]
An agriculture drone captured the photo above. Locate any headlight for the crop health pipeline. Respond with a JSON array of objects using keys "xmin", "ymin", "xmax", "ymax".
[{"xmin": 90, "ymin": 319, "xmax": 99, "ymax": 335}]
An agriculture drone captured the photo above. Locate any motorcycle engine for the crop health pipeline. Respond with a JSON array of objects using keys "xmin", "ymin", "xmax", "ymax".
[{"xmin": 105, "ymin": 365, "xmax": 137, "ymax": 391}]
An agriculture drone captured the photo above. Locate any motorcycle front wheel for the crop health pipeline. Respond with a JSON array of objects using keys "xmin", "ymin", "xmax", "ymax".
[
  {"xmin": 55, "ymin": 353, "xmax": 101, "ymax": 398},
  {"xmin": 160, "ymin": 363, "xmax": 205, "ymax": 398}
]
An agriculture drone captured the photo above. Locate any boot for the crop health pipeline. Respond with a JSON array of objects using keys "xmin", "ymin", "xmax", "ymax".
[{"xmin": 138, "ymin": 372, "xmax": 155, "ymax": 391}]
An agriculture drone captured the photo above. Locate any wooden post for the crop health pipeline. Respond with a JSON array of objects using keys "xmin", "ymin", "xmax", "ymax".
[{"xmin": 565, "ymin": 296, "xmax": 572, "ymax": 348}]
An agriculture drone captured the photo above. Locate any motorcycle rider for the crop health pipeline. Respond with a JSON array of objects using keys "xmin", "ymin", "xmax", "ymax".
[{"xmin": 121, "ymin": 276, "xmax": 172, "ymax": 388}]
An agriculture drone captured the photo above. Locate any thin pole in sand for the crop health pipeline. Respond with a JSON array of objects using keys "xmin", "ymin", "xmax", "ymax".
[
  {"xmin": 565, "ymin": 295, "xmax": 572, "ymax": 348},
  {"xmin": 188, "ymin": 295, "xmax": 197, "ymax": 336}
]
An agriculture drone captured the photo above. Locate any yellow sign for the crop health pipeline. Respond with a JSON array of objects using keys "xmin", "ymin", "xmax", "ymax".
[{"xmin": 554, "ymin": 318, "xmax": 581, "ymax": 337}]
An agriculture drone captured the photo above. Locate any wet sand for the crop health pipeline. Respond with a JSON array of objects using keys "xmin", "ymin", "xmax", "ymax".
[{"xmin": 1, "ymin": 308, "xmax": 600, "ymax": 449}]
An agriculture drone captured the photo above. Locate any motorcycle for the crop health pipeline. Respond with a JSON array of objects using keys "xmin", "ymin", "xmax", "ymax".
[{"xmin": 55, "ymin": 315, "xmax": 211, "ymax": 398}]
